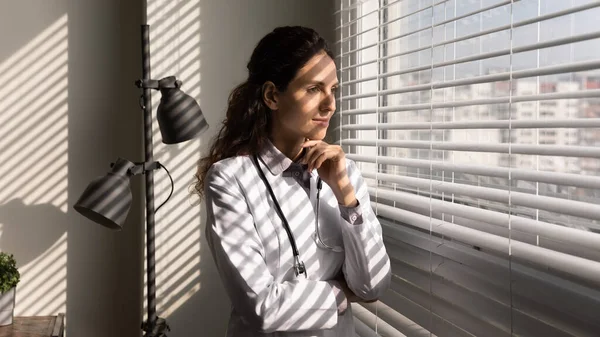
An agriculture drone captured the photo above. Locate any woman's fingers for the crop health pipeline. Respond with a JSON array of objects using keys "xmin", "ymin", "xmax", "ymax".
[
  {"xmin": 301, "ymin": 139, "xmax": 321, "ymax": 148},
  {"xmin": 308, "ymin": 150, "xmax": 329, "ymax": 171},
  {"xmin": 312, "ymin": 151, "xmax": 329, "ymax": 171},
  {"xmin": 305, "ymin": 146, "xmax": 326, "ymax": 171},
  {"xmin": 303, "ymin": 144, "xmax": 322, "ymax": 168},
  {"xmin": 301, "ymin": 141, "xmax": 345, "ymax": 172}
]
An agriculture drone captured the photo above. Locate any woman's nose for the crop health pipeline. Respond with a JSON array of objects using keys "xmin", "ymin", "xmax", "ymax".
[{"xmin": 321, "ymin": 91, "xmax": 336, "ymax": 112}]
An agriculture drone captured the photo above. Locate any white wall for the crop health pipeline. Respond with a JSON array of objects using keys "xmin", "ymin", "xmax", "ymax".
[
  {"xmin": 1, "ymin": 1, "xmax": 335, "ymax": 336},
  {"xmin": 0, "ymin": 0, "xmax": 143, "ymax": 336},
  {"xmin": 147, "ymin": 1, "xmax": 335, "ymax": 336}
]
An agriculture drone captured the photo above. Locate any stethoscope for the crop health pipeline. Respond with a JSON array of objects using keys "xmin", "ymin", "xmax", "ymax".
[{"xmin": 252, "ymin": 155, "xmax": 343, "ymax": 278}]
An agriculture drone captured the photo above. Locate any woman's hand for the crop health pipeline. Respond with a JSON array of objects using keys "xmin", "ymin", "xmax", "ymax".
[{"xmin": 301, "ymin": 140, "xmax": 358, "ymax": 207}]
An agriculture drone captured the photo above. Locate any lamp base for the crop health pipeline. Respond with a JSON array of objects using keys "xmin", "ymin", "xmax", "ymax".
[{"xmin": 142, "ymin": 317, "xmax": 170, "ymax": 337}]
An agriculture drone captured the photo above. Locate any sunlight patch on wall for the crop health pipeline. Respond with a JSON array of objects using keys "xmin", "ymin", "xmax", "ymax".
[
  {"xmin": 0, "ymin": 14, "xmax": 68, "ymax": 317},
  {"xmin": 146, "ymin": 0, "xmax": 202, "ymax": 318},
  {"xmin": 17, "ymin": 235, "xmax": 67, "ymax": 316}
]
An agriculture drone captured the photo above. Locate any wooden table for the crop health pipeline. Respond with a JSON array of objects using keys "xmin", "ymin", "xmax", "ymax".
[{"xmin": 0, "ymin": 314, "xmax": 64, "ymax": 337}]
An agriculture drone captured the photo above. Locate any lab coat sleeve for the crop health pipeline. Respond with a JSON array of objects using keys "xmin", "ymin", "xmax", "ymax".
[
  {"xmin": 204, "ymin": 162, "xmax": 344, "ymax": 333},
  {"xmin": 338, "ymin": 203, "xmax": 364, "ymax": 226},
  {"xmin": 339, "ymin": 159, "xmax": 392, "ymax": 301}
]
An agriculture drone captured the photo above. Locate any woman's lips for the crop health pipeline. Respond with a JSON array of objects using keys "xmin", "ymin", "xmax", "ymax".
[{"xmin": 313, "ymin": 118, "xmax": 329, "ymax": 127}]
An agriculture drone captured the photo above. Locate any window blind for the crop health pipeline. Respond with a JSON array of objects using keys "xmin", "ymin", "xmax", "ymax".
[{"xmin": 333, "ymin": 1, "xmax": 600, "ymax": 336}]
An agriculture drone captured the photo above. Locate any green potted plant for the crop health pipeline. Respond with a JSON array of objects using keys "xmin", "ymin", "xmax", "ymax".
[{"xmin": 0, "ymin": 252, "xmax": 20, "ymax": 326}]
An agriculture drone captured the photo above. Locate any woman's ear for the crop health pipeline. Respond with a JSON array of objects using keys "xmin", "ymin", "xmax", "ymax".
[{"xmin": 261, "ymin": 81, "xmax": 279, "ymax": 110}]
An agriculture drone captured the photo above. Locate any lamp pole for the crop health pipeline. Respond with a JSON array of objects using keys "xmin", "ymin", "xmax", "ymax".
[{"xmin": 139, "ymin": 24, "xmax": 168, "ymax": 337}]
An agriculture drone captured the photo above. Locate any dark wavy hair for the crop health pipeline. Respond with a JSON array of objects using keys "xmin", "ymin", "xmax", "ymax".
[{"xmin": 193, "ymin": 26, "xmax": 334, "ymax": 198}]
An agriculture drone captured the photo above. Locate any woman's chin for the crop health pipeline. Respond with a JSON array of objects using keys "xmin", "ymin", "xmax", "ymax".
[{"xmin": 306, "ymin": 130, "xmax": 327, "ymax": 141}]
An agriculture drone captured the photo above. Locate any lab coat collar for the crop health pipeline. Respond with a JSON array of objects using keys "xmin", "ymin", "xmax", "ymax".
[{"xmin": 259, "ymin": 139, "xmax": 311, "ymax": 176}]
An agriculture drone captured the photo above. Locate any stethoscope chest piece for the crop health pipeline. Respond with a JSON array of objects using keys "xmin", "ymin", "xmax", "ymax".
[{"xmin": 293, "ymin": 256, "xmax": 307, "ymax": 278}]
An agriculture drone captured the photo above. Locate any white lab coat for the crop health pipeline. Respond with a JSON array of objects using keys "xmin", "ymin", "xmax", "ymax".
[{"xmin": 205, "ymin": 141, "xmax": 391, "ymax": 337}]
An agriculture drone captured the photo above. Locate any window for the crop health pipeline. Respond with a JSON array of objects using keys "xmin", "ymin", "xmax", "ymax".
[{"xmin": 334, "ymin": 0, "xmax": 600, "ymax": 336}]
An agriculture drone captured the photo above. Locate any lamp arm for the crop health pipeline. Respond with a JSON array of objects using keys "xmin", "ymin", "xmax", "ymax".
[
  {"xmin": 128, "ymin": 161, "xmax": 162, "ymax": 176},
  {"xmin": 128, "ymin": 161, "xmax": 174, "ymax": 215},
  {"xmin": 136, "ymin": 79, "xmax": 159, "ymax": 90},
  {"xmin": 136, "ymin": 78, "xmax": 183, "ymax": 90}
]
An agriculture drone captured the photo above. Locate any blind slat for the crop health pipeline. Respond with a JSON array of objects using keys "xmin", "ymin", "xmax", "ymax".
[
  {"xmin": 369, "ymin": 187, "xmax": 600, "ymax": 247},
  {"xmin": 333, "ymin": 0, "xmax": 381, "ymax": 15},
  {"xmin": 336, "ymin": 26, "xmax": 379, "ymax": 48},
  {"xmin": 335, "ymin": 0, "xmax": 450, "ymax": 46},
  {"xmin": 341, "ymin": 138, "xmax": 600, "ymax": 158},
  {"xmin": 364, "ymin": 171, "xmax": 600, "ymax": 227},
  {"xmin": 353, "ymin": 316, "xmax": 381, "ymax": 337},
  {"xmin": 383, "ymin": 221, "xmax": 600, "ymax": 299},
  {"xmin": 342, "ymin": 42, "xmax": 379, "ymax": 57},
  {"xmin": 335, "ymin": 7, "xmax": 379, "ymax": 31},
  {"xmin": 377, "ymin": 184, "xmax": 599, "ymax": 234},
  {"xmin": 377, "ymin": 0, "xmax": 513, "ymax": 46},
  {"xmin": 339, "ymin": 1, "xmax": 600, "ymax": 81},
  {"xmin": 370, "ymin": 1, "xmax": 600, "ymax": 69},
  {"xmin": 341, "ymin": 88, "xmax": 600, "ymax": 115},
  {"xmin": 346, "ymin": 154, "xmax": 600, "ymax": 189},
  {"xmin": 352, "ymin": 304, "xmax": 407, "ymax": 337},
  {"xmin": 341, "ymin": 30, "xmax": 600, "ymax": 88},
  {"xmin": 340, "ymin": 59, "xmax": 600, "ymax": 100},
  {"xmin": 434, "ymin": 0, "xmax": 512, "ymax": 28},
  {"xmin": 387, "ymin": 255, "xmax": 589, "ymax": 336},
  {"xmin": 386, "ymin": 243, "xmax": 597, "ymax": 336},
  {"xmin": 338, "ymin": 73, "xmax": 378, "ymax": 86},
  {"xmin": 379, "ymin": 287, "xmax": 480, "ymax": 337},
  {"xmin": 382, "ymin": 222, "xmax": 600, "ymax": 327},
  {"xmin": 339, "ymin": 58, "xmax": 377, "ymax": 72},
  {"xmin": 333, "ymin": 118, "xmax": 600, "ymax": 131},
  {"xmin": 373, "ymin": 202, "xmax": 600, "ymax": 287},
  {"xmin": 359, "ymin": 301, "xmax": 436, "ymax": 337}
]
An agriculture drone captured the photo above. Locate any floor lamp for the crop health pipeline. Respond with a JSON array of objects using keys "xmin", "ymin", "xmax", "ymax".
[{"xmin": 73, "ymin": 24, "xmax": 208, "ymax": 337}]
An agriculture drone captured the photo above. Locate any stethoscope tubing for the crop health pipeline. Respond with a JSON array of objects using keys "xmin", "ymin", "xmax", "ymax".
[{"xmin": 252, "ymin": 155, "xmax": 343, "ymax": 278}]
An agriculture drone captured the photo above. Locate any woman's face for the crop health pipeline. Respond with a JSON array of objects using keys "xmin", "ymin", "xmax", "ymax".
[{"xmin": 268, "ymin": 51, "xmax": 338, "ymax": 141}]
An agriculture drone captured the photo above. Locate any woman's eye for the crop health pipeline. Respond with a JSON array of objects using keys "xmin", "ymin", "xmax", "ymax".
[{"xmin": 308, "ymin": 86, "xmax": 320, "ymax": 93}]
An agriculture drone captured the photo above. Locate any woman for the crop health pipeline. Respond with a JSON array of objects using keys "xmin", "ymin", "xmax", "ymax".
[{"xmin": 195, "ymin": 26, "xmax": 391, "ymax": 337}]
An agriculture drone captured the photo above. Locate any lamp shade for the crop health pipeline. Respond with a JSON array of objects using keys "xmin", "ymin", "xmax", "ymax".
[
  {"xmin": 73, "ymin": 158, "xmax": 135, "ymax": 230},
  {"xmin": 156, "ymin": 76, "xmax": 209, "ymax": 144}
]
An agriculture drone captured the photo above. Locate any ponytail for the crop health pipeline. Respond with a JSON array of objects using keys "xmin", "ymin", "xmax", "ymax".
[{"xmin": 193, "ymin": 80, "xmax": 271, "ymax": 198}]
